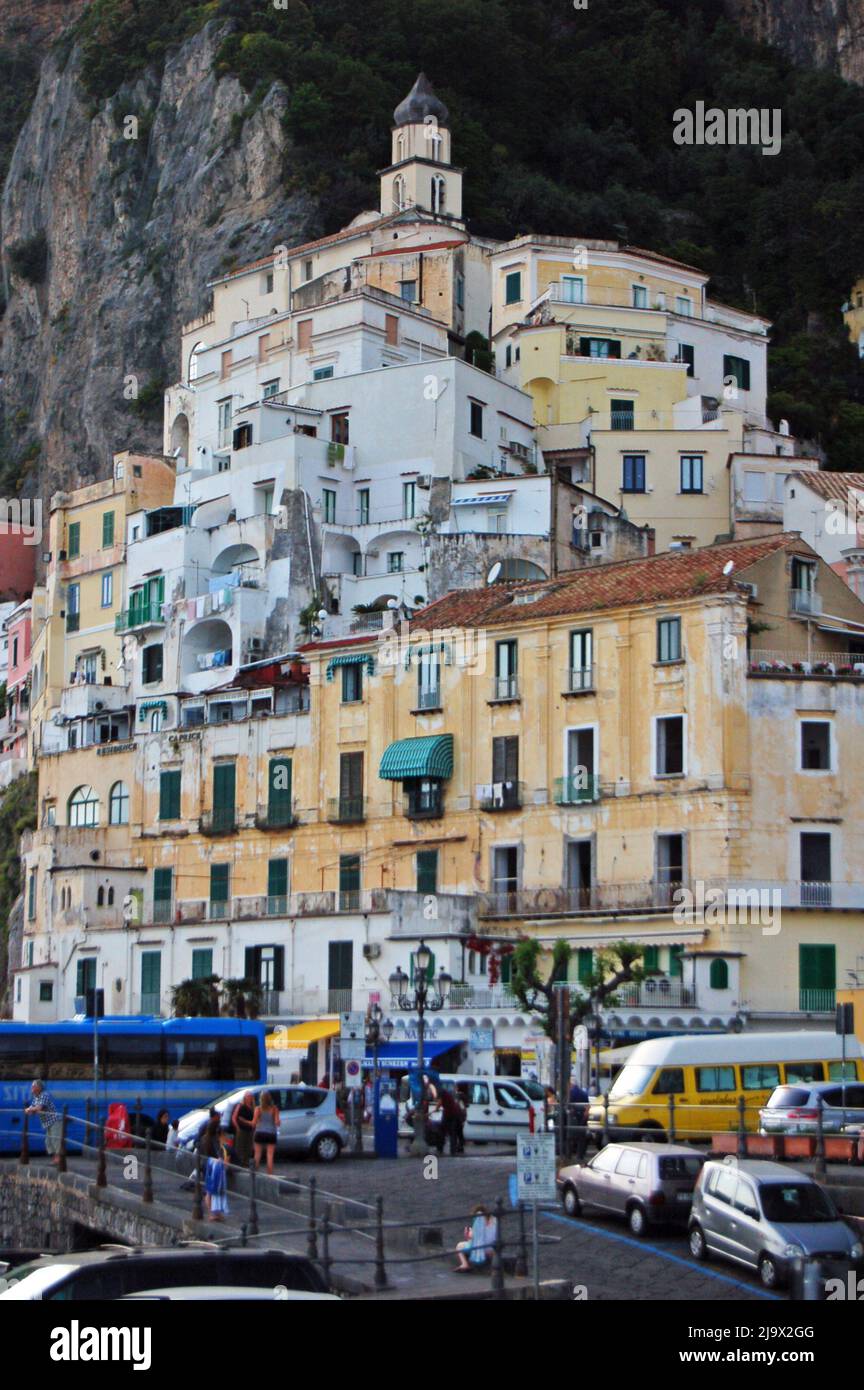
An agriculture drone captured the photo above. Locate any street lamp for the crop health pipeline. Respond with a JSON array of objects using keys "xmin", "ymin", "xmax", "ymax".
[
  {"xmin": 389, "ymin": 941, "xmax": 452, "ymax": 1156},
  {"xmin": 366, "ymin": 1002, "xmax": 394, "ymax": 1080}
]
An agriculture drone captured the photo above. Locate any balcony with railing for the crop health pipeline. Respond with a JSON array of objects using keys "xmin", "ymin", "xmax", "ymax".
[
  {"xmin": 479, "ymin": 880, "xmax": 686, "ymax": 918},
  {"xmin": 615, "ymin": 978, "xmax": 694, "ymax": 1008},
  {"xmin": 789, "ymin": 588, "xmax": 822, "ymax": 617},
  {"xmin": 554, "ymin": 772, "xmax": 600, "ymax": 805},
  {"xmin": 477, "ymin": 781, "xmax": 524, "ymax": 812},
  {"xmin": 489, "ymin": 674, "xmax": 519, "ymax": 703},
  {"xmin": 255, "ymin": 802, "xmax": 299, "ymax": 830},
  {"xmin": 610, "ymin": 410, "xmax": 634, "ymax": 431},
  {"xmin": 200, "ymin": 807, "xmax": 237, "ymax": 836},
  {"xmin": 115, "ymin": 601, "xmax": 166, "ymax": 633},
  {"xmin": 565, "ymin": 667, "xmax": 594, "ymax": 694},
  {"xmin": 326, "ymin": 796, "xmax": 367, "ymax": 824},
  {"xmin": 748, "ymin": 650, "xmax": 864, "ymax": 679},
  {"xmin": 403, "ymin": 784, "xmax": 444, "ymax": 820},
  {"xmin": 413, "ymin": 687, "xmax": 442, "ymax": 712}
]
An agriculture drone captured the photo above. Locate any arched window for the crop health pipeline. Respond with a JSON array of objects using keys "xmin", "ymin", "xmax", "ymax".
[
  {"xmin": 393, "ymin": 175, "xmax": 405, "ymax": 212},
  {"xmin": 97, "ymin": 886, "xmax": 105, "ymax": 907},
  {"xmin": 396, "ymin": 132, "xmax": 405, "ymax": 161},
  {"xmin": 108, "ymin": 887, "xmax": 115, "ymax": 906},
  {"xmin": 431, "ymin": 175, "xmax": 446, "ymax": 214},
  {"xmin": 68, "ymin": 785, "xmax": 99, "ymax": 828},
  {"xmin": 188, "ymin": 342, "xmax": 206, "ymax": 382},
  {"xmin": 109, "ymin": 781, "xmax": 130, "ymax": 825},
  {"xmin": 709, "ymin": 958, "xmax": 729, "ymax": 990},
  {"xmin": 150, "ymin": 709, "xmax": 163, "ymax": 732}
]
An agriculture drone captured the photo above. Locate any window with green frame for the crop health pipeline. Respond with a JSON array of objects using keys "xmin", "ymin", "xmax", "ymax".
[
  {"xmin": 210, "ymin": 862, "xmax": 230, "ymax": 903},
  {"xmin": 27, "ymin": 869, "xmax": 36, "ymax": 920},
  {"xmin": 268, "ymin": 858, "xmax": 289, "ymax": 907},
  {"xmin": 67, "ymin": 521, "xmax": 80, "ymax": 558},
  {"xmin": 709, "ymin": 958, "xmax": 729, "ymax": 989},
  {"xmin": 213, "ymin": 763, "xmax": 236, "ymax": 829},
  {"xmin": 153, "ymin": 867, "xmax": 172, "ymax": 903},
  {"xmin": 192, "ymin": 948, "xmax": 213, "ymax": 980},
  {"xmin": 505, "ymin": 270, "xmax": 522, "ymax": 304},
  {"xmin": 669, "ymin": 944, "xmax": 684, "ymax": 978},
  {"xmin": 102, "ymin": 511, "xmax": 115, "ymax": 547},
  {"xmin": 267, "ymin": 758, "xmax": 292, "ymax": 825},
  {"xmin": 643, "ymin": 945, "xmax": 659, "ymax": 973},
  {"xmin": 159, "ymin": 770, "xmax": 181, "ymax": 820},
  {"xmin": 577, "ymin": 947, "xmax": 593, "ymax": 985},
  {"xmin": 416, "ymin": 849, "xmax": 438, "ymax": 895}
]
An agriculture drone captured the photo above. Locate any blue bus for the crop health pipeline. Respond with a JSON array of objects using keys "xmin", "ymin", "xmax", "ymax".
[{"xmin": 0, "ymin": 1017, "xmax": 268, "ymax": 1153}]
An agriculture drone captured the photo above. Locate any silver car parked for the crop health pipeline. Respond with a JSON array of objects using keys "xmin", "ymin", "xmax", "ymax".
[
  {"xmin": 759, "ymin": 1081, "xmax": 864, "ymax": 1136},
  {"xmin": 177, "ymin": 1084, "xmax": 347, "ymax": 1162},
  {"xmin": 689, "ymin": 1158, "xmax": 864, "ymax": 1289},
  {"xmin": 557, "ymin": 1142, "xmax": 705, "ymax": 1237}
]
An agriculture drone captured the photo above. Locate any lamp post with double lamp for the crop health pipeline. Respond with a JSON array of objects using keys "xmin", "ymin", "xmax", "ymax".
[{"xmin": 389, "ymin": 942, "xmax": 451, "ymax": 1156}]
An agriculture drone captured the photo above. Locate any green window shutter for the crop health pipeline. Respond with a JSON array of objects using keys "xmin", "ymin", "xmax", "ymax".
[
  {"xmin": 416, "ymin": 849, "xmax": 438, "ymax": 895},
  {"xmin": 643, "ymin": 945, "xmax": 660, "ymax": 973},
  {"xmin": 500, "ymin": 953, "xmax": 512, "ymax": 985},
  {"xmin": 213, "ymin": 763, "xmax": 236, "ymax": 813},
  {"xmin": 68, "ymin": 522, "xmax": 80, "ymax": 558},
  {"xmin": 505, "ymin": 271, "xmax": 521, "ymax": 304},
  {"xmin": 76, "ymin": 958, "xmax": 96, "ymax": 995},
  {"xmin": 27, "ymin": 870, "xmax": 36, "ymax": 920},
  {"xmin": 210, "ymin": 863, "xmax": 230, "ymax": 903},
  {"xmin": 268, "ymin": 858, "xmax": 288, "ymax": 898},
  {"xmin": 268, "ymin": 758, "xmax": 292, "ymax": 819},
  {"xmin": 669, "ymin": 945, "xmax": 684, "ymax": 979},
  {"xmin": 577, "ymin": 947, "xmax": 593, "ymax": 985},
  {"xmin": 141, "ymin": 951, "xmax": 161, "ymax": 997},
  {"xmin": 153, "ymin": 868, "xmax": 172, "ymax": 902},
  {"xmin": 159, "ymin": 770, "xmax": 181, "ymax": 820},
  {"xmin": 339, "ymin": 854, "xmax": 360, "ymax": 896},
  {"xmin": 709, "ymin": 958, "xmax": 729, "ymax": 989},
  {"xmin": 102, "ymin": 511, "xmax": 115, "ymax": 547},
  {"xmin": 410, "ymin": 949, "xmax": 435, "ymax": 984},
  {"xmin": 192, "ymin": 948, "xmax": 213, "ymax": 980}
]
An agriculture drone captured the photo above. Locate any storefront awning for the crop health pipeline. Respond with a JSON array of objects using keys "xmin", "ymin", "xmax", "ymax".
[
  {"xmin": 266, "ymin": 1019, "xmax": 339, "ymax": 1049},
  {"xmin": 362, "ymin": 1040, "xmax": 455, "ymax": 1068},
  {"xmin": 379, "ymin": 733, "xmax": 454, "ymax": 781}
]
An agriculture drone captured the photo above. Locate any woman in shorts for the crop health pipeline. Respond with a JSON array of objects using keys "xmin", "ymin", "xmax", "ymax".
[{"xmin": 252, "ymin": 1089, "xmax": 280, "ymax": 1176}]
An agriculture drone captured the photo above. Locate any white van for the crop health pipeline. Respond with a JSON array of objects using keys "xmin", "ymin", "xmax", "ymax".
[{"xmin": 438, "ymin": 1074, "xmax": 545, "ymax": 1142}]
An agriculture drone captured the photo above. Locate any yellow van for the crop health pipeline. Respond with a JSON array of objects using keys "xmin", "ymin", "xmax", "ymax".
[{"xmin": 588, "ymin": 1031, "xmax": 864, "ymax": 1141}]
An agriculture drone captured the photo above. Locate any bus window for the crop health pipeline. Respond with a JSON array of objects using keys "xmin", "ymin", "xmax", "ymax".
[
  {"xmin": 220, "ymin": 1039, "xmax": 260, "ymax": 1082},
  {"xmin": 104, "ymin": 1035, "xmax": 164, "ymax": 1081},
  {"xmin": 741, "ymin": 1064, "xmax": 780, "ymax": 1091},
  {"xmin": 695, "ymin": 1066, "xmax": 736, "ymax": 1092},
  {"xmin": 0, "ymin": 1034, "xmax": 46, "ymax": 1079},
  {"xmin": 652, "ymin": 1068, "xmax": 684, "ymax": 1095},
  {"xmin": 784, "ymin": 1061, "xmax": 825, "ymax": 1084},
  {"xmin": 45, "ymin": 1034, "xmax": 95, "ymax": 1080},
  {"xmin": 165, "ymin": 1036, "xmax": 222, "ymax": 1081},
  {"xmin": 829, "ymin": 1060, "xmax": 858, "ymax": 1081}
]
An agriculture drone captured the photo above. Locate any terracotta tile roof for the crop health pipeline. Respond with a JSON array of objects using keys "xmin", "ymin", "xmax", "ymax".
[
  {"xmin": 790, "ymin": 471, "xmax": 864, "ymax": 504},
  {"xmin": 415, "ymin": 533, "xmax": 809, "ymax": 630},
  {"xmin": 209, "ymin": 214, "xmax": 401, "ymax": 286}
]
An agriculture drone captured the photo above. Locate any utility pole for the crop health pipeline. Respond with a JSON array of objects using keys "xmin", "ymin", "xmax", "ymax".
[{"xmin": 554, "ymin": 983, "xmax": 571, "ymax": 1161}]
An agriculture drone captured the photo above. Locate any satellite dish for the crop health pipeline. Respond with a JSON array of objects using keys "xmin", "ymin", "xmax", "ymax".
[
  {"xmin": 316, "ymin": 609, "xmax": 328, "ymax": 622},
  {"xmin": 487, "ymin": 562, "xmax": 502, "ymax": 584},
  {"xmin": 722, "ymin": 561, "xmax": 735, "ymax": 575}
]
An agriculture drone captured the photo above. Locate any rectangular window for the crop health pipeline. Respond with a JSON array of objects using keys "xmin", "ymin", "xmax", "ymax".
[
  {"xmin": 192, "ymin": 949, "xmax": 213, "ymax": 981},
  {"xmin": 560, "ymin": 276, "xmax": 584, "ymax": 304},
  {"xmin": 153, "ymin": 867, "xmax": 172, "ymax": 909},
  {"xmin": 387, "ymin": 552, "xmax": 404, "ymax": 573},
  {"xmin": 267, "ymin": 858, "xmax": 289, "ymax": 912},
  {"xmin": 101, "ymin": 572, "xmax": 113, "ymax": 608},
  {"xmin": 492, "ymin": 737, "xmax": 519, "ymax": 806},
  {"xmin": 417, "ymin": 651, "xmax": 441, "ymax": 709},
  {"xmin": 352, "ymin": 551, "xmax": 362, "ymax": 576},
  {"xmin": 799, "ymin": 943, "xmax": 836, "ymax": 1011},
  {"xmin": 263, "ymin": 381, "xmax": 281, "ymax": 400},
  {"xmin": 313, "ymin": 366, "xmax": 333, "ymax": 381},
  {"xmin": 338, "ymin": 855, "xmax": 361, "ymax": 911},
  {"xmin": 385, "ymin": 314, "xmax": 399, "ymax": 346},
  {"xmin": 416, "ymin": 849, "xmax": 439, "ymax": 896},
  {"xmin": 675, "ymin": 296, "xmax": 692, "ymax": 316},
  {"xmin": 322, "ymin": 489, "xmax": 336, "ymax": 524},
  {"xmin": 800, "ymin": 832, "xmax": 831, "ymax": 891},
  {"xmin": 743, "ymin": 470, "xmax": 767, "ymax": 503},
  {"xmin": 505, "ymin": 345, "xmax": 512, "ymax": 368},
  {"xmin": 491, "ymin": 845, "xmax": 519, "ymax": 899},
  {"xmin": 264, "ymin": 271, "xmax": 274, "ymax": 294},
  {"xmin": 403, "ymin": 481, "xmax": 416, "ymax": 519},
  {"xmin": 569, "ymin": 629, "xmax": 593, "ymax": 690},
  {"xmin": 696, "ymin": 1066, "xmax": 736, "ymax": 1093},
  {"xmin": 142, "ymin": 645, "xmax": 163, "ymax": 684},
  {"xmin": 723, "ymin": 354, "xmax": 751, "ymax": 391},
  {"xmin": 140, "ymin": 952, "xmax": 161, "ymax": 1011},
  {"xmin": 677, "ymin": 343, "xmax": 695, "ymax": 377},
  {"xmin": 655, "ymin": 715, "xmax": 685, "ymax": 776},
  {"xmin": 328, "ymin": 940, "xmax": 353, "ymax": 1000},
  {"xmin": 341, "ymin": 662, "xmax": 363, "ymax": 703},
  {"xmin": 657, "ymin": 833, "xmax": 684, "ymax": 893},
  {"xmin": 632, "ymin": 284, "xmax": 647, "ymax": 309},
  {"xmin": 27, "ymin": 869, "xmax": 36, "ymax": 920},
  {"xmin": 65, "ymin": 582, "xmax": 80, "ymax": 634},
  {"xmin": 622, "ymin": 454, "xmax": 645, "ymax": 492},
  {"xmin": 213, "ymin": 763, "xmax": 236, "ymax": 829},
  {"xmin": 304, "ymin": 259, "xmax": 313, "ymax": 282},
  {"xmin": 210, "ymin": 863, "xmax": 230, "ymax": 911},
  {"xmin": 217, "ymin": 399, "xmax": 232, "ymax": 449},
  {"xmin": 39, "ymin": 982, "xmax": 53, "ymax": 1003},
  {"xmin": 455, "ymin": 275, "xmax": 464, "ymax": 309},
  {"xmin": 399, "ymin": 280, "xmax": 417, "ymax": 303},
  {"xmin": 220, "ymin": 350, "xmax": 232, "ymax": 379},
  {"xmin": 258, "ymin": 334, "xmax": 269, "ymax": 362},
  {"xmin": 469, "ymin": 400, "xmax": 484, "ymax": 438},
  {"xmin": 159, "ymin": 770, "xmax": 181, "ymax": 820},
  {"xmin": 267, "ymin": 757, "xmax": 293, "ymax": 826},
  {"xmin": 680, "ymin": 455, "xmax": 704, "ymax": 493},
  {"xmin": 657, "ymin": 616, "xmax": 682, "ymax": 663},
  {"xmin": 67, "ymin": 522, "xmax": 80, "ymax": 558},
  {"xmin": 357, "ymin": 488, "xmax": 370, "ymax": 525},
  {"xmin": 233, "ymin": 423, "xmax": 253, "ymax": 450},
  {"xmin": 610, "ymin": 399, "xmax": 634, "ymax": 431},
  {"xmin": 102, "ymin": 512, "xmax": 115, "ymax": 548},
  {"xmin": 494, "ymin": 639, "xmax": 518, "ymax": 700},
  {"xmin": 297, "ymin": 319, "xmax": 313, "ymax": 351},
  {"xmin": 339, "ymin": 752, "xmax": 364, "ymax": 820},
  {"xmin": 579, "ymin": 337, "xmax": 621, "ymax": 359},
  {"xmin": 505, "ymin": 271, "xmax": 522, "ymax": 304},
  {"xmin": 800, "ymin": 720, "xmax": 832, "ymax": 772},
  {"xmin": 331, "ymin": 413, "xmax": 349, "ymax": 445}
]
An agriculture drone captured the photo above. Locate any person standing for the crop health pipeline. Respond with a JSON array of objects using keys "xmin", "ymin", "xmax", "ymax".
[
  {"xmin": 252, "ymin": 1090, "xmax": 280, "ymax": 1177},
  {"xmin": 569, "ymin": 1080, "xmax": 590, "ymax": 1161},
  {"xmin": 231, "ymin": 1091, "xmax": 256, "ymax": 1169},
  {"xmin": 199, "ymin": 1115, "xmax": 229, "ymax": 1222},
  {"xmin": 439, "ymin": 1087, "xmax": 463, "ymax": 1156},
  {"xmin": 25, "ymin": 1080, "xmax": 62, "ymax": 1165}
]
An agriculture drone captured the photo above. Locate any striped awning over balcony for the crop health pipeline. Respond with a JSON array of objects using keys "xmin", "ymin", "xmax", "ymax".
[
  {"xmin": 379, "ymin": 733, "xmax": 454, "ymax": 781},
  {"xmin": 325, "ymin": 652, "xmax": 376, "ymax": 680}
]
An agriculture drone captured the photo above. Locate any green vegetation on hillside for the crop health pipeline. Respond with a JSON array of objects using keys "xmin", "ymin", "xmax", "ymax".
[
  {"xmin": 0, "ymin": 773, "xmax": 37, "ymax": 996},
  {"xmin": 67, "ymin": 0, "xmax": 864, "ymax": 465}
]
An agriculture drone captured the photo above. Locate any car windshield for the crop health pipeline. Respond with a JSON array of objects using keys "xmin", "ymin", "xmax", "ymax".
[
  {"xmin": 658, "ymin": 1155, "xmax": 704, "ymax": 1180},
  {"xmin": 759, "ymin": 1183, "xmax": 836, "ymax": 1223},
  {"xmin": 608, "ymin": 1065, "xmax": 655, "ymax": 1100}
]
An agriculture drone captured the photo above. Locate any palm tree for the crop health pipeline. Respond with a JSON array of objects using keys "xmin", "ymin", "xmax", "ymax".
[{"xmin": 171, "ymin": 975, "xmax": 220, "ymax": 1017}]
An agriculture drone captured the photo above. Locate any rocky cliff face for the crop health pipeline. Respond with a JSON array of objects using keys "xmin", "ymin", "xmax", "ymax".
[
  {"xmin": 0, "ymin": 20, "xmax": 316, "ymax": 495},
  {"xmin": 726, "ymin": 0, "xmax": 864, "ymax": 84}
]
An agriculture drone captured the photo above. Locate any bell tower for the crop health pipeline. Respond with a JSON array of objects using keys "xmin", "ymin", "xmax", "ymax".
[{"xmin": 379, "ymin": 73, "xmax": 463, "ymax": 222}]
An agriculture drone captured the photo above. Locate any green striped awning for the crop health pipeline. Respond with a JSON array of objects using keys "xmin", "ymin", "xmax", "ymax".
[
  {"xmin": 402, "ymin": 641, "xmax": 453, "ymax": 669},
  {"xmin": 138, "ymin": 700, "xmax": 167, "ymax": 720},
  {"xmin": 326, "ymin": 652, "xmax": 375, "ymax": 681},
  {"xmin": 379, "ymin": 734, "xmax": 454, "ymax": 781}
]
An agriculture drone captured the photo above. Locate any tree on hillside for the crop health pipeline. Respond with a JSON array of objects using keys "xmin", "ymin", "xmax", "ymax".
[{"xmin": 510, "ymin": 938, "xmax": 648, "ymax": 1042}]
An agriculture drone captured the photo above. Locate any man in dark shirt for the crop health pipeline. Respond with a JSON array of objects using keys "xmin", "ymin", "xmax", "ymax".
[{"xmin": 569, "ymin": 1081, "xmax": 590, "ymax": 1161}]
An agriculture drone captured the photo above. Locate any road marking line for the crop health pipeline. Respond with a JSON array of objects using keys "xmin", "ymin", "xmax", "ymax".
[{"xmin": 541, "ymin": 1211, "xmax": 781, "ymax": 1299}]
